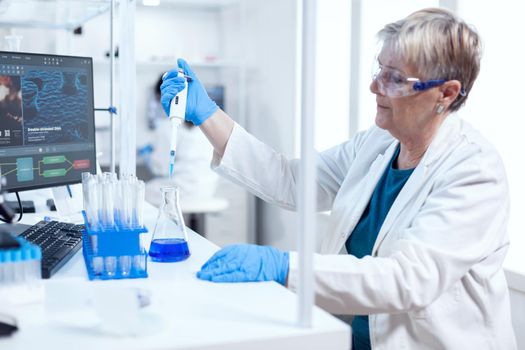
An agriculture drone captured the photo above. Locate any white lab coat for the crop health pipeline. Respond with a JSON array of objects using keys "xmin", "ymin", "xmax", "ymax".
[{"xmin": 211, "ymin": 113, "xmax": 517, "ymax": 349}]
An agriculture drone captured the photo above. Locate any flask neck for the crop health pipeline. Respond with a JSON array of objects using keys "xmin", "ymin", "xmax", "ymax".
[{"xmin": 160, "ymin": 187, "xmax": 179, "ymax": 210}]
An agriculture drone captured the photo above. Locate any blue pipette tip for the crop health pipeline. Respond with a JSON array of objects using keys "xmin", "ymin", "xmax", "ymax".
[{"xmin": 169, "ymin": 150, "xmax": 176, "ymax": 178}]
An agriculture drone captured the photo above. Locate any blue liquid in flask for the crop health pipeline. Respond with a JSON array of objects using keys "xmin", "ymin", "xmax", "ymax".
[{"xmin": 149, "ymin": 238, "xmax": 190, "ymax": 262}]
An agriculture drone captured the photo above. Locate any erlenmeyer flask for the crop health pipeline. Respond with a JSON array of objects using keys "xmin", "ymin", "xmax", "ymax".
[{"xmin": 149, "ymin": 186, "xmax": 190, "ymax": 262}]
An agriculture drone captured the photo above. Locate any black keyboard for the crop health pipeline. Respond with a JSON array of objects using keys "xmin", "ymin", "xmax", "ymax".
[{"xmin": 18, "ymin": 221, "xmax": 84, "ymax": 279}]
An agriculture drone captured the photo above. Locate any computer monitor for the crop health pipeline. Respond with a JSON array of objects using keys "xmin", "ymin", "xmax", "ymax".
[{"xmin": 0, "ymin": 51, "xmax": 96, "ymax": 193}]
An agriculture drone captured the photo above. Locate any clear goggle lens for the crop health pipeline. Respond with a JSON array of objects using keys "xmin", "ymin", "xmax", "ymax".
[{"xmin": 371, "ymin": 60, "xmax": 449, "ymax": 98}]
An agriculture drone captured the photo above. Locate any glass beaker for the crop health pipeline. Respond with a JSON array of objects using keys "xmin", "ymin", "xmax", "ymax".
[{"xmin": 149, "ymin": 186, "xmax": 190, "ymax": 262}]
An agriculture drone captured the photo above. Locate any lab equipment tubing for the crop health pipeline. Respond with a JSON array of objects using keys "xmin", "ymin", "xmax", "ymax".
[{"xmin": 149, "ymin": 186, "xmax": 190, "ymax": 262}]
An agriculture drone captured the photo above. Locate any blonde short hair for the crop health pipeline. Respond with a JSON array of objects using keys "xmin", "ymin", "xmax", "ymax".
[{"xmin": 378, "ymin": 8, "xmax": 482, "ymax": 112}]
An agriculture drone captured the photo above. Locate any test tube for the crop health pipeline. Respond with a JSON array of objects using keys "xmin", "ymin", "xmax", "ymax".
[
  {"xmin": 116, "ymin": 176, "xmax": 129, "ymax": 276},
  {"xmin": 133, "ymin": 180, "xmax": 146, "ymax": 274},
  {"xmin": 81, "ymin": 172, "xmax": 91, "ymax": 212},
  {"xmin": 104, "ymin": 173, "xmax": 118, "ymax": 276},
  {"xmin": 0, "ymin": 250, "xmax": 5, "ymax": 284},
  {"xmin": 103, "ymin": 172, "xmax": 117, "ymax": 182},
  {"xmin": 2, "ymin": 251, "xmax": 9, "ymax": 284},
  {"xmin": 87, "ymin": 178, "xmax": 99, "ymax": 229},
  {"xmin": 121, "ymin": 175, "xmax": 136, "ymax": 275},
  {"xmin": 21, "ymin": 244, "xmax": 31, "ymax": 283},
  {"xmin": 133, "ymin": 180, "xmax": 145, "ymax": 228},
  {"xmin": 31, "ymin": 245, "xmax": 42, "ymax": 282},
  {"xmin": 91, "ymin": 177, "xmax": 103, "ymax": 275},
  {"xmin": 119, "ymin": 255, "xmax": 131, "ymax": 276},
  {"xmin": 96, "ymin": 175, "xmax": 104, "ymax": 229},
  {"xmin": 12, "ymin": 249, "xmax": 21, "ymax": 284},
  {"xmin": 132, "ymin": 254, "xmax": 146, "ymax": 274},
  {"xmin": 104, "ymin": 256, "xmax": 117, "ymax": 277},
  {"xmin": 120, "ymin": 178, "xmax": 132, "ymax": 228},
  {"xmin": 92, "ymin": 250, "xmax": 104, "ymax": 276},
  {"xmin": 101, "ymin": 179, "xmax": 115, "ymax": 228}
]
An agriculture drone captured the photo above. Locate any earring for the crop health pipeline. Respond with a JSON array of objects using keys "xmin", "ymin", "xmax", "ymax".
[{"xmin": 436, "ymin": 104, "xmax": 445, "ymax": 114}]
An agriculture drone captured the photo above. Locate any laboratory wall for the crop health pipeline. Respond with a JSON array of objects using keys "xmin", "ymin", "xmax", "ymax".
[
  {"xmin": 127, "ymin": 3, "xmax": 250, "ymax": 245},
  {"xmin": 230, "ymin": 0, "xmax": 299, "ymax": 249},
  {"xmin": 230, "ymin": 0, "xmax": 353, "ymax": 250}
]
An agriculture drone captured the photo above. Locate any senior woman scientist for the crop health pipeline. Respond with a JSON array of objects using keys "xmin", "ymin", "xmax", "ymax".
[{"xmin": 161, "ymin": 8, "xmax": 516, "ymax": 350}]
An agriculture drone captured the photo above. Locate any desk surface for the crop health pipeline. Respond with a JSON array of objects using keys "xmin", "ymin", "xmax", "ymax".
[{"xmin": 1, "ymin": 198, "xmax": 350, "ymax": 350}]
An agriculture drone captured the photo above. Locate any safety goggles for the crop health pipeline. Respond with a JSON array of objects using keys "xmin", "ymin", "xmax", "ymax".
[{"xmin": 372, "ymin": 61, "xmax": 447, "ymax": 98}]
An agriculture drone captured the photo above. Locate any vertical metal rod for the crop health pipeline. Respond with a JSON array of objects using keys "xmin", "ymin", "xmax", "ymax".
[
  {"xmin": 297, "ymin": 0, "xmax": 317, "ymax": 328},
  {"xmin": 349, "ymin": 0, "xmax": 361, "ymax": 137},
  {"xmin": 237, "ymin": 1, "xmax": 256, "ymax": 245},
  {"xmin": 109, "ymin": 0, "xmax": 116, "ymax": 173},
  {"xmin": 294, "ymin": 0, "xmax": 303, "ymax": 158}
]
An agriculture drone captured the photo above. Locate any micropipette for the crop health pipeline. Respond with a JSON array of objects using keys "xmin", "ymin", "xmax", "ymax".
[{"xmin": 163, "ymin": 68, "xmax": 188, "ymax": 179}]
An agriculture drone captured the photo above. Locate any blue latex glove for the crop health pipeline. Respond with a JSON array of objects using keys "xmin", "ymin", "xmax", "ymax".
[
  {"xmin": 197, "ymin": 244, "xmax": 290, "ymax": 285},
  {"xmin": 160, "ymin": 58, "xmax": 218, "ymax": 126}
]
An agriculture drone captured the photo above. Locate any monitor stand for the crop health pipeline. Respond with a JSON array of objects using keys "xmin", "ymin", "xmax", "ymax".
[
  {"xmin": 51, "ymin": 184, "xmax": 84, "ymax": 223},
  {"xmin": 5, "ymin": 200, "xmax": 36, "ymax": 213}
]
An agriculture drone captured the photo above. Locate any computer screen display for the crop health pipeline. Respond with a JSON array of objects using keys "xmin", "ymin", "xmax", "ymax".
[{"xmin": 0, "ymin": 51, "xmax": 96, "ymax": 192}]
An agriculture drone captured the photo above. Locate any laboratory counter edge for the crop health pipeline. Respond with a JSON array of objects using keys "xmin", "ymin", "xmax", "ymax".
[{"xmin": 0, "ymin": 202, "xmax": 351, "ymax": 350}]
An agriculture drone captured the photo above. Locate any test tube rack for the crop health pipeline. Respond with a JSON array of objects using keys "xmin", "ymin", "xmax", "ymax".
[{"xmin": 81, "ymin": 211, "xmax": 148, "ymax": 280}]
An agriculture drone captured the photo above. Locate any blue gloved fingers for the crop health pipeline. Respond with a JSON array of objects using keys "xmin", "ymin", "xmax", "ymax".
[
  {"xmin": 159, "ymin": 83, "xmax": 186, "ymax": 102},
  {"xmin": 196, "ymin": 262, "xmax": 239, "ymax": 281},
  {"xmin": 200, "ymin": 251, "xmax": 228, "ymax": 271},
  {"xmin": 199, "ymin": 258, "xmax": 226, "ymax": 273},
  {"xmin": 162, "ymin": 67, "xmax": 182, "ymax": 81},
  {"xmin": 160, "ymin": 93, "xmax": 174, "ymax": 116},
  {"xmin": 200, "ymin": 245, "xmax": 240, "ymax": 270},
  {"xmin": 276, "ymin": 251, "xmax": 290, "ymax": 285},
  {"xmin": 160, "ymin": 77, "xmax": 185, "ymax": 90},
  {"xmin": 158, "ymin": 58, "xmax": 217, "ymax": 125},
  {"xmin": 177, "ymin": 58, "xmax": 196, "ymax": 80},
  {"xmin": 205, "ymin": 261, "xmax": 239, "ymax": 275},
  {"xmin": 196, "ymin": 269, "xmax": 214, "ymax": 280},
  {"xmin": 160, "ymin": 85, "xmax": 185, "ymax": 116},
  {"xmin": 209, "ymin": 271, "xmax": 250, "ymax": 283},
  {"xmin": 197, "ymin": 245, "xmax": 289, "ymax": 285}
]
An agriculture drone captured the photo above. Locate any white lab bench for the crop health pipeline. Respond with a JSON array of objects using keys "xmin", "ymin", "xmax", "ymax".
[{"xmin": 0, "ymin": 197, "xmax": 350, "ymax": 350}]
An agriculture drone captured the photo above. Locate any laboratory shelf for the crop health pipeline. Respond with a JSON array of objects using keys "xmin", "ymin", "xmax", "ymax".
[
  {"xmin": 140, "ymin": 0, "xmax": 240, "ymax": 10},
  {"xmin": 137, "ymin": 59, "xmax": 241, "ymax": 69},
  {"xmin": 93, "ymin": 58, "xmax": 241, "ymax": 69},
  {"xmin": 0, "ymin": 0, "xmax": 111, "ymax": 30},
  {"xmin": 0, "ymin": 0, "xmax": 241, "ymax": 31}
]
